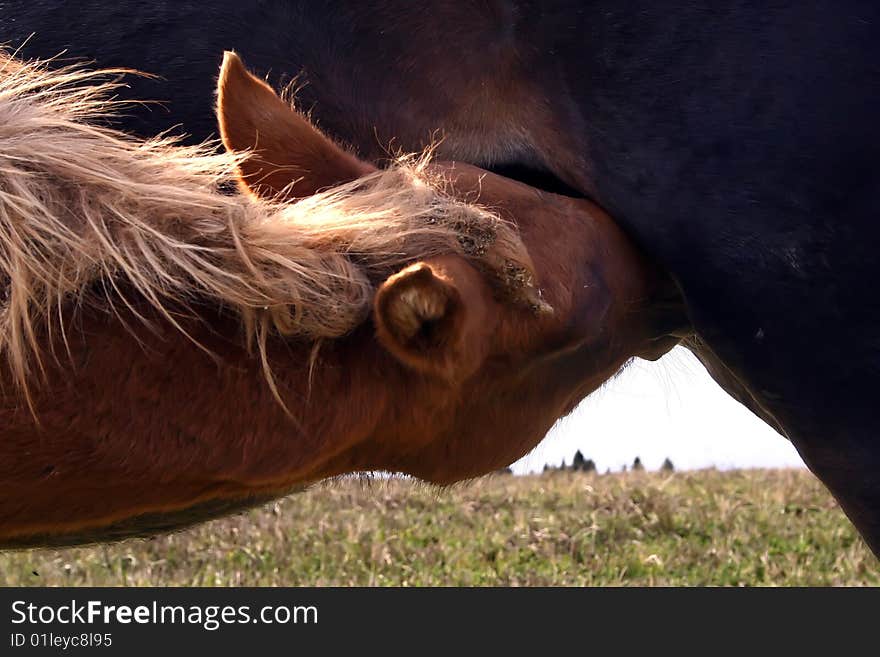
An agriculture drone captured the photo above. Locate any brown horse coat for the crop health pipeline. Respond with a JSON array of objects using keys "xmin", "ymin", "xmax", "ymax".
[{"xmin": 0, "ymin": 53, "xmax": 681, "ymax": 547}]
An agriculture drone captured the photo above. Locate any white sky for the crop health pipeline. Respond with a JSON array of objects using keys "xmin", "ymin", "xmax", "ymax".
[{"xmin": 512, "ymin": 346, "xmax": 807, "ymax": 474}]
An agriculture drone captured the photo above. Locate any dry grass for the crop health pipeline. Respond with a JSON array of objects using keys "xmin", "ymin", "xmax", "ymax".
[{"xmin": 1, "ymin": 469, "xmax": 877, "ymax": 586}]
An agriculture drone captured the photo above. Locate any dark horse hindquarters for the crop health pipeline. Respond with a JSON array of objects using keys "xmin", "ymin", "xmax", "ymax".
[{"xmin": 3, "ymin": 0, "xmax": 880, "ymax": 555}]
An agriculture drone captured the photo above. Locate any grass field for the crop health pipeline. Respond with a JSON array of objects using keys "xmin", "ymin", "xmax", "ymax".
[{"xmin": 2, "ymin": 468, "xmax": 878, "ymax": 586}]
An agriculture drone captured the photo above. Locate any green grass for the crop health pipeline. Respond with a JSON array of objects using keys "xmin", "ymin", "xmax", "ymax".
[{"xmin": 2, "ymin": 469, "xmax": 877, "ymax": 586}]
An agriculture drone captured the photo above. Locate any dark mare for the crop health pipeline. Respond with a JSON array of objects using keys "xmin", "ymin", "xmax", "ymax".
[{"xmin": 4, "ymin": 1, "xmax": 880, "ymax": 556}]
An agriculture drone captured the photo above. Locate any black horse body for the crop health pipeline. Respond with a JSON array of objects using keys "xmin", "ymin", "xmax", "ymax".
[{"xmin": 3, "ymin": 1, "xmax": 880, "ymax": 554}]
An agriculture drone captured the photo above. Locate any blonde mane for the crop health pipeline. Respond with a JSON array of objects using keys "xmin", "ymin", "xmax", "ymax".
[{"xmin": 0, "ymin": 53, "xmax": 544, "ymax": 404}]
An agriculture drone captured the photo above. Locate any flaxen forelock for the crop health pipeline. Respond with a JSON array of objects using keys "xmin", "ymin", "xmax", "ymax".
[{"xmin": 0, "ymin": 52, "xmax": 545, "ymax": 406}]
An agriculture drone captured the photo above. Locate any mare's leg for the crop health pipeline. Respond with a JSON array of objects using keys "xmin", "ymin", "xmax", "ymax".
[
  {"xmin": 686, "ymin": 336, "xmax": 880, "ymax": 557},
  {"xmin": 795, "ymin": 438, "xmax": 880, "ymax": 556}
]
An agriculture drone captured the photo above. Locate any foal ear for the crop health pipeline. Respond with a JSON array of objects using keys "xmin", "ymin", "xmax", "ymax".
[
  {"xmin": 374, "ymin": 257, "xmax": 497, "ymax": 381},
  {"xmin": 216, "ymin": 51, "xmax": 376, "ymax": 200}
]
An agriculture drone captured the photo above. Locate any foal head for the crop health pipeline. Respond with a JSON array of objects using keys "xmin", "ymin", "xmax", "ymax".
[{"xmin": 216, "ymin": 52, "xmax": 683, "ymax": 483}]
